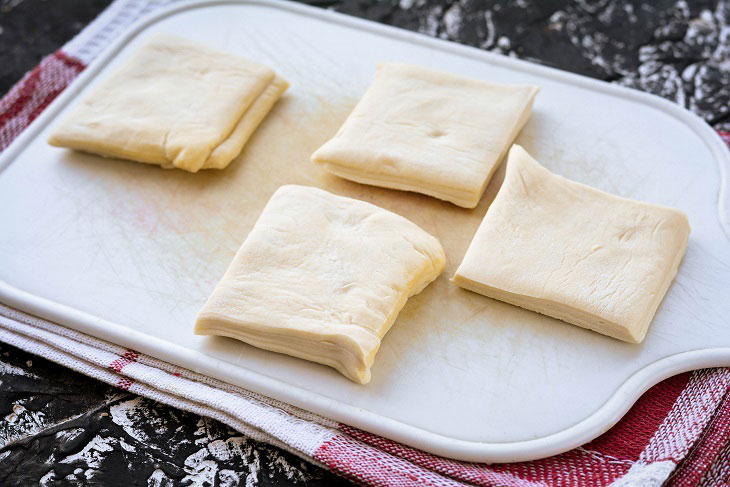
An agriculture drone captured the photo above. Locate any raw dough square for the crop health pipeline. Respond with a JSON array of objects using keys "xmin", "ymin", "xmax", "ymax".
[
  {"xmin": 452, "ymin": 145, "xmax": 690, "ymax": 343},
  {"xmin": 311, "ymin": 62, "xmax": 539, "ymax": 208},
  {"xmin": 195, "ymin": 185, "xmax": 445, "ymax": 384},
  {"xmin": 48, "ymin": 34, "xmax": 289, "ymax": 172}
]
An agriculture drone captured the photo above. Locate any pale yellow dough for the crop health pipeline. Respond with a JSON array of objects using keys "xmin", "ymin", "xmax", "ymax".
[
  {"xmin": 311, "ymin": 62, "xmax": 539, "ymax": 208},
  {"xmin": 452, "ymin": 145, "xmax": 690, "ymax": 343},
  {"xmin": 48, "ymin": 34, "xmax": 288, "ymax": 172},
  {"xmin": 195, "ymin": 185, "xmax": 446, "ymax": 384}
]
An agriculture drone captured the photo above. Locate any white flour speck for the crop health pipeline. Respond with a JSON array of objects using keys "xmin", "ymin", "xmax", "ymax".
[
  {"xmin": 245, "ymin": 448, "xmax": 260, "ymax": 487},
  {"xmin": 497, "ymin": 36, "xmax": 511, "ymax": 50},
  {"xmin": 147, "ymin": 468, "xmax": 171, "ymax": 487},
  {"xmin": 0, "ymin": 360, "xmax": 39, "ymax": 379},
  {"xmin": 0, "ymin": 399, "xmax": 46, "ymax": 446},
  {"xmin": 443, "ymin": 4, "xmax": 463, "ymax": 39},
  {"xmin": 59, "ymin": 435, "xmax": 115, "ymax": 469},
  {"xmin": 219, "ymin": 469, "xmax": 240, "ymax": 487},
  {"xmin": 119, "ymin": 439, "xmax": 136, "ymax": 452},
  {"xmin": 207, "ymin": 439, "xmax": 231, "ymax": 461},
  {"xmin": 421, "ymin": 4, "xmax": 443, "ymax": 38},
  {"xmin": 481, "ymin": 10, "xmax": 496, "ymax": 48},
  {"xmin": 109, "ymin": 397, "xmax": 150, "ymax": 443},
  {"xmin": 271, "ymin": 455, "xmax": 308, "ymax": 482},
  {"xmin": 182, "ymin": 447, "xmax": 218, "ymax": 486},
  {"xmin": 55, "ymin": 428, "xmax": 85, "ymax": 447},
  {"xmin": 39, "ymin": 470, "xmax": 56, "ymax": 486}
]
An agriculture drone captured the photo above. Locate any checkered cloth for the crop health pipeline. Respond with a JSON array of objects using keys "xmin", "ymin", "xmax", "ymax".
[{"xmin": 2, "ymin": 1, "xmax": 730, "ymax": 485}]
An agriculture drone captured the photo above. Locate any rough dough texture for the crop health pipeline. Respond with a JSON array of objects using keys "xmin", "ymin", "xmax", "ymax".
[
  {"xmin": 195, "ymin": 185, "xmax": 445, "ymax": 384},
  {"xmin": 311, "ymin": 62, "xmax": 539, "ymax": 208},
  {"xmin": 452, "ymin": 145, "xmax": 690, "ymax": 343},
  {"xmin": 48, "ymin": 34, "xmax": 288, "ymax": 172}
]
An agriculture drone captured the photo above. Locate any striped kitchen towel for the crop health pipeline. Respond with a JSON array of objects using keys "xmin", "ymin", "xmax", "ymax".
[{"xmin": 2, "ymin": 1, "xmax": 730, "ymax": 485}]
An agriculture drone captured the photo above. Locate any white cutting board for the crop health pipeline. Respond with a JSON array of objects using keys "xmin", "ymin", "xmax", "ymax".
[{"xmin": 1, "ymin": 0, "xmax": 730, "ymax": 463}]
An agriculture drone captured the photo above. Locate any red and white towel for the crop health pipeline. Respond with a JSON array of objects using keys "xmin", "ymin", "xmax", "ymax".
[{"xmin": 2, "ymin": 1, "xmax": 730, "ymax": 485}]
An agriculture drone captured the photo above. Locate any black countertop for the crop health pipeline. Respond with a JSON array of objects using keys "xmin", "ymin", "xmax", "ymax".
[{"xmin": 1, "ymin": 1, "xmax": 729, "ymax": 486}]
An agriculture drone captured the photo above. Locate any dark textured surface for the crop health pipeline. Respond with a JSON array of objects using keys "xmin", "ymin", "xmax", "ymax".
[
  {"xmin": 0, "ymin": 0, "xmax": 112, "ymax": 93},
  {"xmin": 1, "ymin": 0, "xmax": 729, "ymax": 486},
  {"xmin": 330, "ymin": 0, "xmax": 730, "ymax": 130},
  {"xmin": 0, "ymin": 342, "xmax": 347, "ymax": 486}
]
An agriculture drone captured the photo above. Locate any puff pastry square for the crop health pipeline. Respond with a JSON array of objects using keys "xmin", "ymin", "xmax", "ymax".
[
  {"xmin": 195, "ymin": 185, "xmax": 445, "ymax": 384},
  {"xmin": 453, "ymin": 145, "xmax": 690, "ymax": 343},
  {"xmin": 48, "ymin": 34, "xmax": 288, "ymax": 172},
  {"xmin": 311, "ymin": 63, "xmax": 539, "ymax": 208}
]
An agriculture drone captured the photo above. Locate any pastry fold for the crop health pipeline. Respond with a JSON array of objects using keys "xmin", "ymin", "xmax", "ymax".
[
  {"xmin": 453, "ymin": 145, "xmax": 690, "ymax": 343},
  {"xmin": 48, "ymin": 34, "xmax": 288, "ymax": 172},
  {"xmin": 195, "ymin": 185, "xmax": 446, "ymax": 384},
  {"xmin": 312, "ymin": 62, "xmax": 539, "ymax": 208}
]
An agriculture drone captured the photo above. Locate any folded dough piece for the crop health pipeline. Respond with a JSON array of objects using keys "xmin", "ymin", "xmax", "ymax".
[
  {"xmin": 195, "ymin": 185, "xmax": 445, "ymax": 384},
  {"xmin": 452, "ymin": 145, "xmax": 690, "ymax": 343},
  {"xmin": 311, "ymin": 62, "xmax": 539, "ymax": 208},
  {"xmin": 48, "ymin": 34, "xmax": 288, "ymax": 172}
]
